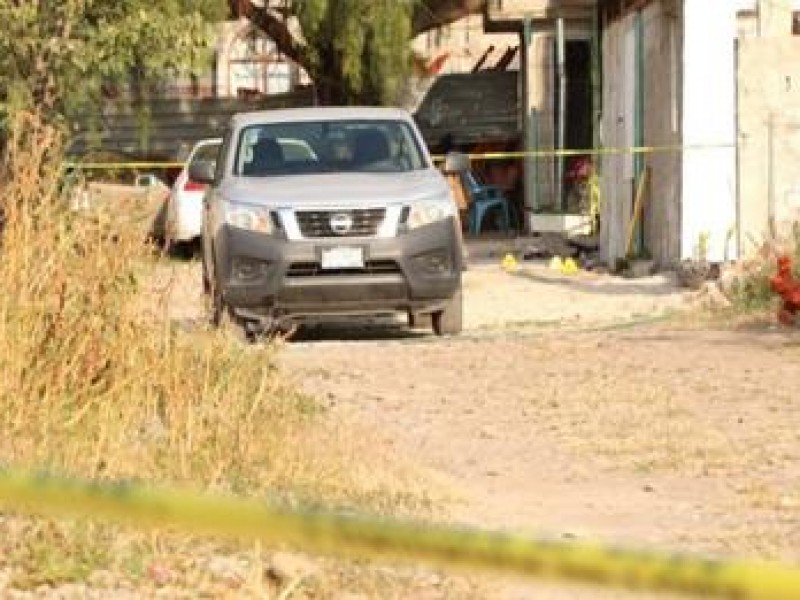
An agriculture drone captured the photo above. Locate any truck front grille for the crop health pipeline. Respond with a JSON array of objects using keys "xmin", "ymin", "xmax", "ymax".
[
  {"xmin": 286, "ymin": 260, "xmax": 401, "ymax": 277},
  {"xmin": 295, "ymin": 208, "xmax": 385, "ymax": 238}
]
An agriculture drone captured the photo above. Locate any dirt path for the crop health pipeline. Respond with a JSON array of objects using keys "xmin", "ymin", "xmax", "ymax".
[
  {"xmin": 274, "ymin": 264, "xmax": 800, "ymax": 598},
  {"xmin": 159, "ymin": 258, "xmax": 800, "ymax": 597},
  {"xmin": 282, "ymin": 325, "xmax": 800, "ymax": 543}
]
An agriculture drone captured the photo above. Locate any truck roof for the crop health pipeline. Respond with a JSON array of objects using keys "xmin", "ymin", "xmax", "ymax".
[{"xmin": 232, "ymin": 106, "xmax": 413, "ymax": 127}]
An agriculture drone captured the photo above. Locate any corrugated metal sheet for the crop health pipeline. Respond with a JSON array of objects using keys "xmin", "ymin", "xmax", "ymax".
[
  {"xmin": 413, "ymin": 71, "xmax": 521, "ymax": 149},
  {"xmin": 69, "ymin": 89, "xmax": 315, "ymax": 160}
]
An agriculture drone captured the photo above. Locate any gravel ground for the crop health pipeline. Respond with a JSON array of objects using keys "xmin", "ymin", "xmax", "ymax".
[{"xmin": 461, "ymin": 262, "xmax": 688, "ymax": 330}]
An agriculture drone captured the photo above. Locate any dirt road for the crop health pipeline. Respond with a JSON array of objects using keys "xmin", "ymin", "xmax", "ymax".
[
  {"xmin": 274, "ymin": 264, "xmax": 800, "ymax": 598},
  {"xmin": 160, "ymin": 257, "xmax": 800, "ymax": 597}
]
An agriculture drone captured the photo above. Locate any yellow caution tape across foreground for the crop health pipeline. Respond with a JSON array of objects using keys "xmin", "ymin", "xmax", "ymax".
[{"xmin": 0, "ymin": 469, "xmax": 799, "ymax": 598}]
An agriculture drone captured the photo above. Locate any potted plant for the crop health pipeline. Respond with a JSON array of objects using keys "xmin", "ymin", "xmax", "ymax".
[
  {"xmin": 623, "ymin": 248, "xmax": 655, "ymax": 278},
  {"xmin": 677, "ymin": 232, "xmax": 714, "ymax": 290}
]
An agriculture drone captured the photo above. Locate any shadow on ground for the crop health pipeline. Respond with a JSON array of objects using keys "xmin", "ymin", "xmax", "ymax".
[
  {"xmin": 506, "ymin": 268, "xmax": 682, "ymax": 298},
  {"xmin": 290, "ymin": 318, "xmax": 433, "ymax": 343}
]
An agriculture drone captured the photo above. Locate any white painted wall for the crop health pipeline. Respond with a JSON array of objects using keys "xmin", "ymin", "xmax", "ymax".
[
  {"xmin": 681, "ymin": 0, "xmax": 800, "ymax": 261},
  {"xmin": 681, "ymin": 0, "xmax": 741, "ymax": 262}
]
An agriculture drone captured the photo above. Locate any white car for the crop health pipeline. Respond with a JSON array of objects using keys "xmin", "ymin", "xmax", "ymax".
[{"xmin": 166, "ymin": 138, "xmax": 222, "ymax": 255}]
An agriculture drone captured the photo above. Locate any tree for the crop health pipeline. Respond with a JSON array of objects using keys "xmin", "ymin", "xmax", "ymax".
[
  {"xmin": 235, "ymin": 0, "xmax": 486, "ymax": 105},
  {"xmin": 0, "ymin": 0, "xmax": 225, "ymax": 128}
]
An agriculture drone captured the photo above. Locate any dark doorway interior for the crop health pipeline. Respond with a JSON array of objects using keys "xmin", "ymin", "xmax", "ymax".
[
  {"xmin": 554, "ymin": 38, "xmax": 593, "ymax": 210},
  {"xmin": 565, "ymin": 40, "xmax": 593, "ymax": 151}
]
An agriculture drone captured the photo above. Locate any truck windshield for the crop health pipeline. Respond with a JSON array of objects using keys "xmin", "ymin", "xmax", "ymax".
[{"xmin": 233, "ymin": 120, "xmax": 428, "ymax": 177}]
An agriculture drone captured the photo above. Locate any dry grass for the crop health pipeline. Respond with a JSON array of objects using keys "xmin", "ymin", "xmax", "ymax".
[
  {"xmin": 0, "ymin": 113, "xmax": 449, "ymax": 594},
  {"xmin": 535, "ymin": 372, "xmax": 735, "ymax": 475},
  {"xmin": 725, "ymin": 225, "xmax": 800, "ymax": 311},
  {"xmin": 499, "ymin": 330, "xmax": 795, "ymax": 482},
  {"xmin": 0, "ymin": 113, "xmax": 311, "ymax": 495}
]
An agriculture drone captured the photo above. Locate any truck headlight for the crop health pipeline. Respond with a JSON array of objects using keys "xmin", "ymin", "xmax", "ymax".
[
  {"xmin": 406, "ymin": 196, "xmax": 456, "ymax": 230},
  {"xmin": 224, "ymin": 202, "xmax": 273, "ymax": 234}
]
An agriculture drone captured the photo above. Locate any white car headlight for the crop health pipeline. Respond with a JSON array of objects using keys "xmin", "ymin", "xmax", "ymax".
[
  {"xmin": 407, "ymin": 196, "xmax": 456, "ymax": 230},
  {"xmin": 224, "ymin": 202, "xmax": 274, "ymax": 234}
]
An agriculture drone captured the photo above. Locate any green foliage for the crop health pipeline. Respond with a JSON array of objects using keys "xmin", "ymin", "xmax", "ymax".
[
  {"xmin": 0, "ymin": 0, "xmax": 223, "ymax": 125},
  {"xmin": 727, "ymin": 261, "xmax": 777, "ymax": 311},
  {"xmin": 291, "ymin": 0, "xmax": 416, "ymax": 105}
]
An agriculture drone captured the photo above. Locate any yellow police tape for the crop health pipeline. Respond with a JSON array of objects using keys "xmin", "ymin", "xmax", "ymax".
[
  {"xmin": 64, "ymin": 161, "xmax": 185, "ymax": 170},
  {"xmin": 431, "ymin": 142, "xmax": 736, "ymax": 162},
  {"xmin": 0, "ymin": 469, "xmax": 798, "ymax": 598},
  {"xmin": 63, "ymin": 142, "xmax": 735, "ymax": 170}
]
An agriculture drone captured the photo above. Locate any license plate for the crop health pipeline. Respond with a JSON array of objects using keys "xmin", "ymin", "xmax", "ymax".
[{"xmin": 321, "ymin": 246, "xmax": 364, "ymax": 270}]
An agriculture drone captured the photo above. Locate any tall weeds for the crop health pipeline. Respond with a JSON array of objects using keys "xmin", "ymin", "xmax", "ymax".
[
  {"xmin": 727, "ymin": 226, "xmax": 800, "ymax": 311},
  {"xmin": 0, "ymin": 112, "xmax": 314, "ymax": 495}
]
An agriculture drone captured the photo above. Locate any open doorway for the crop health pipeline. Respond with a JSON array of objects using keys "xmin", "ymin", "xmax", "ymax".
[
  {"xmin": 554, "ymin": 38, "xmax": 594, "ymax": 211},
  {"xmin": 564, "ymin": 40, "xmax": 593, "ymax": 150}
]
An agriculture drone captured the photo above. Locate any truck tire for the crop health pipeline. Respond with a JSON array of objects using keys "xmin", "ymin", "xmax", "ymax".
[
  {"xmin": 408, "ymin": 312, "xmax": 432, "ymax": 329},
  {"xmin": 432, "ymin": 285, "xmax": 463, "ymax": 336}
]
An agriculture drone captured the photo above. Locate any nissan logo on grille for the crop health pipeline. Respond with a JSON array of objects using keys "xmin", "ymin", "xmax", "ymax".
[{"xmin": 329, "ymin": 212, "xmax": 354, "ymax": 235}]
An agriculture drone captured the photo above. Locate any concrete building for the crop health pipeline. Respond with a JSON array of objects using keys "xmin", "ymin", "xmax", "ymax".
[
  {"xmin": 737, "ymin": 0, "xmax": 800, "ymax": 254},
  {"xmin": 598, "ymin": 0, "xmax": 800, "ymax": 268},
  {"xmin": 164, "ymin": 19, "xmax": 308, "ymax": 100},
  {"xmin": 478, "ymin": 0, "xmax": 800, "ymax": 264}
]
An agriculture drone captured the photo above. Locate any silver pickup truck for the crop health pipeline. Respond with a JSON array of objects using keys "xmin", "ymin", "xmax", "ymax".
[{"xmin": 192, "ymin": 106, "xmax": 463, "ymax": 339}]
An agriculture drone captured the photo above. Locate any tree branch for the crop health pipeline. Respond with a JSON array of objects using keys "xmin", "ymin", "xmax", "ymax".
[{"xmin": 237, "ymin": 1, "xmax": 311, "ymax": 73}]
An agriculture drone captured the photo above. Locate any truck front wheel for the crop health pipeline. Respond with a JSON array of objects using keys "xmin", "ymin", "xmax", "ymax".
[{"xmin": 432, "ymin": 285, "xmax": 463, "ymax": 336}]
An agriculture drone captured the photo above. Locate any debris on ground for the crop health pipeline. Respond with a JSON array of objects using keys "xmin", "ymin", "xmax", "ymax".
[
  {"xmin": 691, "ymin": 280, "xmax": 733, "ymax": 309},
  {"xmin": 676, "ymin": 259, "xmax": 719, "ymax": 290},
  {"xmin": 521, "ymin": 233, "xmax": 580, "ymax": 261},
  {"xmin": 266, "ymin": 552, "xmax": 320, "ymax": 586}
]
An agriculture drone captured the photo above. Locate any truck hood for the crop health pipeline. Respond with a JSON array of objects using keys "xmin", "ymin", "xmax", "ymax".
[{"xmin": 220, "ymin": 169, "xmax": 450, "ymax": 208}]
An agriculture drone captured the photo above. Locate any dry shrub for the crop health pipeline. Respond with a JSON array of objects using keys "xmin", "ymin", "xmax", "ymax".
[
  {"xmin": 0, "ymin": 112, "xmax": 320, "ymax": 497},
  {"xmin": 726, "ymin": 227, "xmax": 800, "ymax": 311}
]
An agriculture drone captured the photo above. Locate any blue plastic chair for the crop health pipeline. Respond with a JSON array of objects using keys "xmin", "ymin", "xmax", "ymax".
[{"xmin": 461, "ymin": 171, "xmax": 513, "ymax": 234}]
